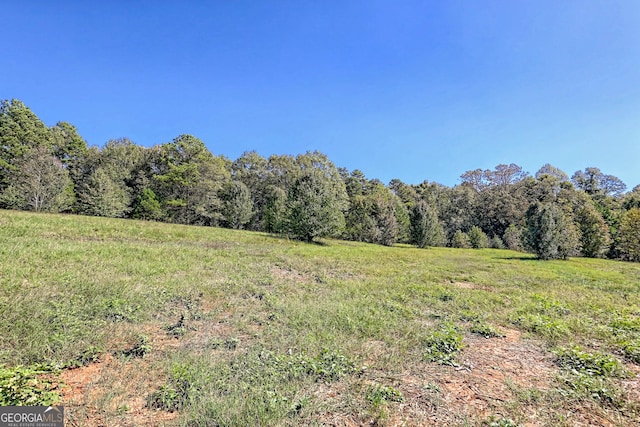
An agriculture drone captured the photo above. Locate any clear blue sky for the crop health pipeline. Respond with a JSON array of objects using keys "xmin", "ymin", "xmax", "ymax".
[{"xmin": 3, "ymin": 1, "xmax": 639, "ymax": 188}]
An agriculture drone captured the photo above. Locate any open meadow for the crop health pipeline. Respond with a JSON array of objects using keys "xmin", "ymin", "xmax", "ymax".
[{"xmin": 1, "ymin": 209, "xmax": 639, "ymax": 426}]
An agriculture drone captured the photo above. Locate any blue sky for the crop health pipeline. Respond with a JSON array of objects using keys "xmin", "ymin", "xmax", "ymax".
[{"xmin": 3, "ymin": 1, "xmax": 639, "ymax": 188}]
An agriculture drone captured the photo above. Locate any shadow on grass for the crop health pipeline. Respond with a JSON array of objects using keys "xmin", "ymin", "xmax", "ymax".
[
  {"xmin": 262, "ymin": 233, "xmax": 330, "ymax": 246},
  {"xmin": 499, "ymin": 256, "xmax": 542, "ymax": 261}
]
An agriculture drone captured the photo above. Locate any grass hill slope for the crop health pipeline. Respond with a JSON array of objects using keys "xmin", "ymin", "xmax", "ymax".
[{"xmin": 1, "ymin": 209, "xmax": 639, "ymax": 426}]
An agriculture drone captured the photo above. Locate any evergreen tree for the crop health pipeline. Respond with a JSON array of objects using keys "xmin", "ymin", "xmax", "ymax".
[
  {"xmin": 131, "ymin": 188, "xmax": 163, "ymax": 220},
  {"xmin": 285, "ymin": 169, "xmax": 348, "ymax": 242},
  {"xmin": 77, "ymin": 167, "xmax": 130, "ymax": 217},
  {"xmin": 263, "ymin": 185, "xmax": 287, "ymax": 234},
  {"xmin": 525, "ymin": 203, "xmax": 580, "ymax": 260},
  {"xmin": 489, "ymin": 235, "xmax": 505, "ymax": 249},
  {"xmin": 503, "ymin": 224, "xmax": 524, "ymax": 251},
  {"xmin": 0, "ymin": 99, "xmax": 52, "ymax": 190},
  {"xmin": 220, "ymin": 180, "xmax": 254, "ymax": 229},
  {"xmin": 468, "ymin": 226, "xmax": 489, "ymax": 249},
  {"xmin": 410, "ymin": 200, "xmax": 444, "ymax": 248}
]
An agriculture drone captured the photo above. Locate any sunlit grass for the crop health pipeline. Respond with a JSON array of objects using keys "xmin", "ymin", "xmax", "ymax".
[{"xmin": 1, "ymin": 209, "xmax": 639, "ymax": 425}]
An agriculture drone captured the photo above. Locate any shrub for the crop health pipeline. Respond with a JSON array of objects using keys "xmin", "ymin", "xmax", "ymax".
[
  {"xmin": 451, "ymin": 230, "xmax": 471, "ymax": 248},
  {"xmin": 468, "ymin": 226, "xmax": 489, "ymax": 249},
  {"xmin": 489, "ymin": 235, "xmax": 505, "ymax": 249}
]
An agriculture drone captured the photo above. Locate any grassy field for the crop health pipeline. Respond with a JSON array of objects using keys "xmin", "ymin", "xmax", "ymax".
[{"xmin": 1, "ymin": 209, "xmax": 639, "ymax": 426}]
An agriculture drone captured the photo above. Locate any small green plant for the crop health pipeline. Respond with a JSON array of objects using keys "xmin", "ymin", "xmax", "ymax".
[
  {"xmin": 512, "ymin": 313, "xmax": 569, "ymax": 339},
  {"xmin": 147, "ymin": 384, "xmax": 184, "ymax": 412},
  {"xmin": 366, "ymin": 384, "xmax": 404, "ymax": 406},
  {"xmin": 423, "ymin": 323, "xmax": 464, "ymax": 366},
  {"xmin": 224, "ymin": 337, "xmax": 240, "ymax": 350},
  {"xmin": 102, "ymin": 297, "xmax": 140, "ymax": 322},
  {"xmin": 147, "ymin": 362, "xmax": 201, "ymax": 411},
  {"xmin": 470, "ymin": 321, "xmax": 505, "ymax": 339},
  {"xmin": 621, "ymin": 341, "xmax": 640, "ymax": 363},
  {"xmin": 553, "ymin": 347, "xmax": 629, "ymax": 378},
  {"xmin": 557, "ymin": 371, "xmax": 623, "ymax": 407},
  {"xmin": 485, "ymin": 417, "xmax": 521, "ymax": 427},
  {"xmin": 0, "ymin": 364, "xmax": 60, "ymax": 406},
  {"xmin": 302, "ymin": 348, "xmax": 357, "ymax": 382},
  {"xmin": 459, "ymin": 309, "xmax": 481, "ymax": 322}
]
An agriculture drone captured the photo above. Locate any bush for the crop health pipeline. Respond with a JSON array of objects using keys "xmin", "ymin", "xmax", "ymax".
[
  {"xmin": 451, "ymin": 230, "xmax": 471, "ymax": 248},
  {"xmin": 468, "ymin": 226, "xmax": 489, "ymax": 249},
  {"xmin": 503, "ymin": 224, "xmax": 524, "ymax": 251},
  {"xmin": 489, "ymin": 235, "xmax": 505, "ymax": 249}
]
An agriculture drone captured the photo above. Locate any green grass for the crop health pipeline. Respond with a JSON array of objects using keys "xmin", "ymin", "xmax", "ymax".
[{"xmin": 1, "ymin": 209, "xmax": 640, "ymax": 425}]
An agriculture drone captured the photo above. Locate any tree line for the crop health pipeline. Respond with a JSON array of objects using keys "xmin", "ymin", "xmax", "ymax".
[{"xmin": 1, "ymin": 98, "xmax": 639, "ymax": 261}]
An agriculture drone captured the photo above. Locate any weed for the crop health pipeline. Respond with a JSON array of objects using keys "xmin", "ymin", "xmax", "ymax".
[
  {"xmin": 512, "ymin": 313, "xmax": 569, "ymax": 339},
  {"xmin": 302, "ymin": 348, "xmax": 357, "ymax": 382},
  {"xmin": 205, "ymin": 337, "xmax": 241, "ymax": 351},
  {"xmin": 620, "ymin": 340, "xmax": 640, "ymax": 363},
  {"xmin": 556, "ymin": 371, "xmax": 624, "ymax": 407},
  {"xmin": 553, "ymin": 346, "xmax": 629, "ymax": 378},
  {"xmin": 459, "ymin": 309, "xmax": 481, "ymax": 322},
  {"xmin": 366, "ymin": 383, "xmax": 404, "ymax": 406},
  {"xmin": 470, "ymin": 321, "xmax": 505, "ymax": 338},
  {"xmin": 225, "ymin": 337, "xmax": 240, "ymax": 350},
  {"xmin": 102, "ymin": 297, "xmax": 140, "ymax": 322},
  {"xmin": 423, "ymin": 323, "xmax": 464, "ymax": 366},
  {"xmin": 0, "ymin": 364, "xmax": 60, "ymax": 405},
  {"xmin": 147, "ymin": 362, "xmax": 201, "ymax": 411},
  {"xmin": 485, "ymin": 417, "xmax": 521, "ymax": 427}
]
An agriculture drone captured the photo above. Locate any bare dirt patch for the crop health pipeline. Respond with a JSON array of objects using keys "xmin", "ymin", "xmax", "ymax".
[
  {"xmin": 377, "ymin": 329, "xmax": 557, "ymax": 426},
  {"xmin": 59, "ymin": 323, "xmax": 184, "ymax": 427},
  {"xmin": 60, "ymin": 353, "xmax": 178, "ymax": 427}
]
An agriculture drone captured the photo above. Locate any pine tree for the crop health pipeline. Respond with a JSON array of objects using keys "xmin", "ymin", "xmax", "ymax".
[
  {"xmin": 525, "ymin": 203, "xmax": 580, "ymax": 260},
  {"xmin": 410, "ymin": 200, "xmax": 444, "ymax": 248}
]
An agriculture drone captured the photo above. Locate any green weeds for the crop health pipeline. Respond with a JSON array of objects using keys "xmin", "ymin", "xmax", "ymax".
[
  {"xmin": 423, "ymin": 323, "xmax": 464, "ymax": 366},
  {"xmin": 553, "ymin": 346, "xmax": 629, "ymax": 378},
  {"xmin": 553, "ymin": 346, "xmax": 631, "ymax": 408},
  {"xmin": 365, "ymin": 383, "xmax": 404, "ymax": 406},
  {"xmin": 0, "ymin": 364, "xmax": 60, "ymax": 406}
]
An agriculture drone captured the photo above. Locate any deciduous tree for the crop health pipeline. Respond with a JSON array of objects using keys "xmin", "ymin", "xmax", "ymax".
[
  {"xmin": 616, "ymin": 208, "xmax": 640, "ymax": 262},
  {"xmin": 0, "ymin": 146, "xmax": 72, "ymax": 212}
]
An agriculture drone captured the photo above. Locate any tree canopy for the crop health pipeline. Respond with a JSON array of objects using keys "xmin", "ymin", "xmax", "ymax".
[{"xmin": 1, "ymin": 98, "xmax": 638, "ymax": 262}]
